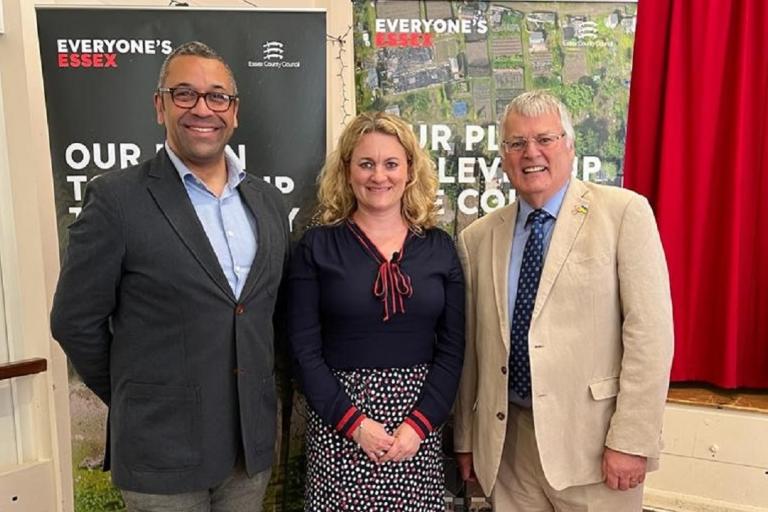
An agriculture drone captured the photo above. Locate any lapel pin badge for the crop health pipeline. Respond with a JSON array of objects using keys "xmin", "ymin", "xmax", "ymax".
[{"xmin": 575, "ymin": 204, "xmax": 589, "ymax": 215}]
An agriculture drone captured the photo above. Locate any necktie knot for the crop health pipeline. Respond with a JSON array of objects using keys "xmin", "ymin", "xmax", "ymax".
[{"xmin": 527, "ymin": 209, "xmax": 550, "ymax": 227}]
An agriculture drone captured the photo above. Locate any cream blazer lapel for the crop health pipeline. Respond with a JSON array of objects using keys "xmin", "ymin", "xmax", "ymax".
[
  {"xmin": 490, "ymin": 205, "xmax": 518, "ymax": 351},
  {"xmin": 533, "ymin": 180, "xmax": 590, "ymax": 320}
]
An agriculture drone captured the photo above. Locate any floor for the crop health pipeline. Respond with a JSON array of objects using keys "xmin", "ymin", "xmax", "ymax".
[{"xmin": 667, "ymin": 383, "xmax": 768, "ymax": 413}]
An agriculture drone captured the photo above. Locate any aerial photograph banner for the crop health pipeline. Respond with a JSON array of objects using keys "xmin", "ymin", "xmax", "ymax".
[
  {"xmin": 354, "ymin": 0, "xmax": 637, "ymax": 236},
  {"xmin": 354, "ymin": 1, "xmax": 637, "ymax": 507},
  {"xmin": 36, "ymin": 7, "xmax": 325, "ymax": 510}
]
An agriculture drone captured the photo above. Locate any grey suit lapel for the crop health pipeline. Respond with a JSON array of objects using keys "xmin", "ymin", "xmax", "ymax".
[
  {"xmin": 491, "ymin": 204, "xmax": 518, "ymax": 351},
  {"xmin": 146, "ymin": 150, "xmax": 235, "ymax": 302},
  {"xmin": 238, "ymin": 175, "xmax": 271, "ymax": 301},
  {"xmin": 533, "ymin": 179, "xmax": 590, "ymax": 319}
]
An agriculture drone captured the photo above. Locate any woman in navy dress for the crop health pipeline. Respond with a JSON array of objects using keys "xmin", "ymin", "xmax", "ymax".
[{"xmin": 287, "ymin": 112, "xmax": 465, "ymax": 511}]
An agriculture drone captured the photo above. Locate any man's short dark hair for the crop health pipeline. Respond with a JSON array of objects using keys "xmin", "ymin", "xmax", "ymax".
[{"xmin": 157, "ymin": 41, "xmax": 238, "ymax": 93}]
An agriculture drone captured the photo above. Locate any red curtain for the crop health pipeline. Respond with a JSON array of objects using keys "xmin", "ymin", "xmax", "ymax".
[{"xmin": 624, "ymin": 0, "xmax": 768, "ymax": 387}]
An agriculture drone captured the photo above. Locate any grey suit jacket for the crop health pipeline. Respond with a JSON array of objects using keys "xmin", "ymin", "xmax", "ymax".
[{"xmin": 51, "ymin": 149, "xmax": 289, "ymax": 494}]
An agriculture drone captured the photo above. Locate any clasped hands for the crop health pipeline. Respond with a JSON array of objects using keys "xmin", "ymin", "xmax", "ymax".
[{"xmin": 352, "ymin": 418, "xmax": 421, "ymax": 464}]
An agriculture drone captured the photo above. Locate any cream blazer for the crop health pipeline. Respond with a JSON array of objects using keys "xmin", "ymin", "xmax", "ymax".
[{"xmin": 454, "ymin": 179, "xmax": 674, "ymax": 493}]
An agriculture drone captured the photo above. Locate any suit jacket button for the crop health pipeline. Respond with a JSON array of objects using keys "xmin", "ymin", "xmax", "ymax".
[
  {"xmin": 497, "ymin": 412, "xmax": 505, "ymax": 421},
  {"xmin": 501, "ymin": 366, "xmax": 507, "ymax": 375},
  {"xmin": 235, "ymin": 304, "xmax": 245, "ymax": 315}
]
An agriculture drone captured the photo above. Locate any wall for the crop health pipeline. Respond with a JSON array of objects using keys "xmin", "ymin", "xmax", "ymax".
[
  {"xmin": 646, "ymin": 403, "xmax": 768, "ymax": 511},
  {"xmin": 0, "ymin": 0, "xmax": 74, "ymax": 509}
]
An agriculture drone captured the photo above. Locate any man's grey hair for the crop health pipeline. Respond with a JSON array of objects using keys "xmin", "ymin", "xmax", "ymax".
[
  {"xmin": 156, "ymin": 41, "xmax": 238, "ymax": 93},
  {"xmin": 499, "ymin": 90, "xmax": 575, "ymax": 148}
]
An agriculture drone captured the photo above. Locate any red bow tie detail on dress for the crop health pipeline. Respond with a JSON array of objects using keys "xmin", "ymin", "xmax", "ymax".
[
  {"xmin": 373, "ymin": 253, "xmax": 413, "ymax": 321},
  {"xmin": 347, "ymin": 220, "xmax": 413, "ymax": 321}
]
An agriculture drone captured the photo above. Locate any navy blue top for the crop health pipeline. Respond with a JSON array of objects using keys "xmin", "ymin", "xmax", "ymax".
[{"xmin": 287, "ymin": 221, "xmax": 465, "ymax": 439}]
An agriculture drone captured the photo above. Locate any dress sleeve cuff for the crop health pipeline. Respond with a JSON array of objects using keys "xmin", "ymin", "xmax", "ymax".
[
  {"xmin": 405, "ymin": 409, "xmax": 434, "ymax": 440},
  {"xmin": 335, "ymin": 406, "xmax": 366, "ymax": 439}
]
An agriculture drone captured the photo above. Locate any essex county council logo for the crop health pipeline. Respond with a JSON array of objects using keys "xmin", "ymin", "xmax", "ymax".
[
  {"xmin": 263, "ymin": 41, "xmax": 284, "ymax": 60},
  {"xmin": 247, "ymin": 41, "xmax": 301, "ymax": 69}
]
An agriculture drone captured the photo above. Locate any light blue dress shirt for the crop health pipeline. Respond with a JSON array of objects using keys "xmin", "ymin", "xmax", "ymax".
[
  {"xmin": 166, "ymin": 143, "xmax": 258, "ymax": 299},
  {"xmin": 507, "ymin": 181, "xmax": 569, "ymax": 406}
]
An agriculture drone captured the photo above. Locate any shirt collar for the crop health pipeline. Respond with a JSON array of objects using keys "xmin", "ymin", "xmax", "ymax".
[
  {"xmin": 518, "ymin": 180, "xmax": 570, "ymax": 225},
  {"xmin": 165, "ymin": 142, "xmax": 246, "ymax": 191}
]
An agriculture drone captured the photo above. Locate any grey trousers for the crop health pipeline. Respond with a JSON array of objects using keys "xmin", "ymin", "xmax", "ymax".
[{"xmin": 121, "ymin": 466, "xmax": 271, "ymax": 512}]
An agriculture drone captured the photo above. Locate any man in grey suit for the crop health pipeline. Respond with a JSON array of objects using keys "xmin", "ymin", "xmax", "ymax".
[{"xmin": 51, "ymin": 41, "xmax": 289, "ymax": 511}]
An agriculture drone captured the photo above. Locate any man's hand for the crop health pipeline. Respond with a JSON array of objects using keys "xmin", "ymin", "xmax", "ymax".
[
  {"xmin": 353, "ymin": 418, "xmax": 395, "ymax": 464},
  {"xmin": 456, "ymin": 452, "xmax": 477, "ymax": 482},
  {"xmin": 379, "ymin": 422, "xmax": 421, "ymax": 463},
  {"xmin": 602, "ymin": 447, "xmax": 647, "ymax": 490}
]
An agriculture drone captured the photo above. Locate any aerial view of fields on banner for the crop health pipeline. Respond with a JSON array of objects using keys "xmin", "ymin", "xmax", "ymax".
[{"xmin": 354, "ymin": 1, "xmax": 637, "ymax": 234}]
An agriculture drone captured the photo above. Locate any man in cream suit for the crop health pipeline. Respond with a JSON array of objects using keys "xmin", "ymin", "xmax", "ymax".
[{"xmin": 454, "ymin": 90, "xmax": 673, "ymax": 511}]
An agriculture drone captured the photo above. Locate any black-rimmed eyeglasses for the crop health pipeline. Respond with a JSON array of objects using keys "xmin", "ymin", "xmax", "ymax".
[
  {"xmin": 157, "ymin": 87, "xmax": 238, "ymax": 112},
  {"xmin": 501, "ymin": 132, "xmax": 566, "ymax": 153}
]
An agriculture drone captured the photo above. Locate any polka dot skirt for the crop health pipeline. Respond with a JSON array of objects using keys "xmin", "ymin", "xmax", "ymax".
[{"xmin": 304, "ymin": 364, "xmax": 444, "ymax": 511}]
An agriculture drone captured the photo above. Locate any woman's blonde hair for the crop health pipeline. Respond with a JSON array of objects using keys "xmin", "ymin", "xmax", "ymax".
[{"xmin": 316, "ymin": 111, "xmax": 438, "ymax": 231}]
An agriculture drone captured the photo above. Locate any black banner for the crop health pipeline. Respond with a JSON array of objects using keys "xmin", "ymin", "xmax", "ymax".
[{"xmin": 37, "ymin": 7, "xmax": 326, "ymax": 255}]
